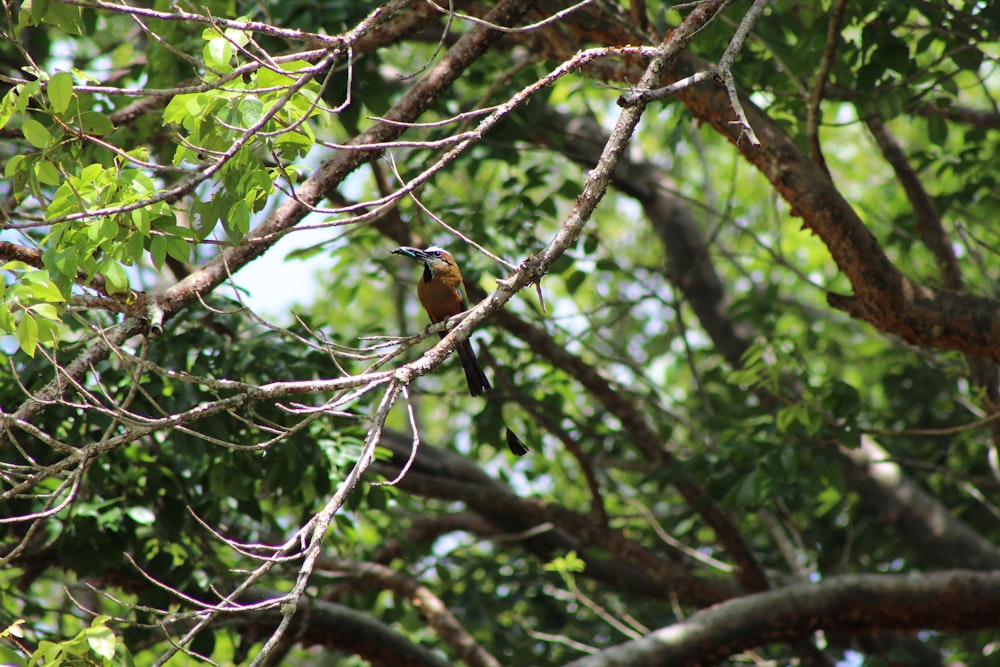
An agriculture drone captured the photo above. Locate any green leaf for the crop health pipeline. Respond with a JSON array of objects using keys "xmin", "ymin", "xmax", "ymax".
[
  {"xmin": 0, "ymin": 645, "xmax": 25, "ymax": 667},
  {"xmin": 16, "ymin": 313, "xmax": 39, "ymax": 357},
  {"xmin": 47, "ymin": 185, "xmax": 78, "ymax": 219},
  {"xmin": 927, "ymin": 114, "xmax": 948, "ymax": 147},
  {"xmin": 224, "ymin": 23, "xmax": 251, "ymax": 48},
  {"xmin": 165, "ymin": 235, "xmax": 191, "ymax": 263},
  {"xmin": 88, "ymin": 216, "xmax": 116, "ymax": 243},
  {"xmin": 227, "ymin": 199, "xmax": 250, "ymax": 235},
  {"xmin": 47, "ymin": 71, "xmax": 73, "ymax": 113},
  {"xmin": 125, "ymin": 506, "xmax": 156, "ymax": 525},
  {"xmin": 951, "ymin": 46, "xmax": 982, "ymax": 71},
  {"xmin": 239, "ymin": 96, "xmax": 263, "ymax": 126},
  {"xmin": 5, "ymin": 154, "xmax": 24, "ymax": 177},
  {"xmin": 131, "ymin": 208, "xmax": 151, "ymax": 236},
  {"xmin": 21, "ymin": 118, "xmax": 52, "ymax": 148},
  {"xmin": 34, "ymin": 159, "xmax": 61, "ymax": 186},
  {"xmin": 734, "ymin": 467, "xmax": 772, "ymax": 507},
  {"xmin": 0, "ymin": 619, "xmax": 26, "ymax": 640},
  {"xmin": 875, "ymin": 36, "xmax": 910, "ymax": 75},
  {"xmin": 103, "ymin": 260, "xmax": 129, "ymax": 294},
  {"xmin": 30, "ymin": 303, "xmax": 61, "ymax": 320},
  {"xmin": 874, "ymin": 89, "xmax": 905, "ymax": 120},
  {"xmin": 150, "ymin": 235, "xmax": 168, "ymax": 269},
  {"xmin": 776, "ymin": 404, "xmax": 803, "ymax": 434},
  {"xmin": 565, "ymin": 269, "xmax": 586, "ymax": 294},
  {"xmin": 823, "ymin": 381, "xmax": 861, "ymax": 419},
  {"xmin": 43, "ymin": 0, "xmax": 82, "ymax": 33},
  {"xmin": 85, "ymin": 625, "xmax": 116, "ymax": 661},
  {"xmin": 79, "ymin": 111, "xmax": 114, "ymax": 135},
  {"xmin": 125, "ymin": 230, "xmax": 145, "ymax": 263},
  {"xmin": 204, "ymin": 36, "xmax": 233, "ymax": 71},
  {"xmin": 0, "ymin": 87, "xmax": 20, "ymax": 130},
  {"xmin": 28, "ymin": 0, "xmax": 50, "ymax": 25},
  {"xmin": 23, "ymin": 274, "xmax": 64, "ymax": 302},
  {"xmin": 45, "ymin": 246, "xmax": 77, "ymax": 280},
  {"xmin": 274, "ymin": 129, "xmax": 313, "ymax": 159},
  {"xmin": 0, "ymin": 303, "xmax": 14, "ymax": 334}
]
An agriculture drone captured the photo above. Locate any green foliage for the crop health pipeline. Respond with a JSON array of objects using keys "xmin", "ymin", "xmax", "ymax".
[
  {"xmin": 12, "ymin": 616, "xmax": 131, "ymax": 667},
  {"xmin": 2, "ymin": 1, "xmax": 999, "ymax": 665},
  {"xmin": 0, "ymin": 262, "xmax": 64, "ymax": 356},
  {"xmin": 19, "ymin": 0, "xmax": 83, "ymax": 35},
  {"xmin": 0, "ymin": 18, "xmax": 324, "ymax": 342}
]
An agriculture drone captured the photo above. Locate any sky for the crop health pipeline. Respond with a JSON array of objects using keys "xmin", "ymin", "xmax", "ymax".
[{"xmin": 221, "ymin": 224, "xmax": 331, "ymax": 322}]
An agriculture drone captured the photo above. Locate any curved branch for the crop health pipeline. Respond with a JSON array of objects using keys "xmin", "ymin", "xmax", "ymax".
[
  {"xmin": 563, "ymin": 570, "xmax": 1000, "ymax": 667},
  {"xmin": 806, "ymin": 0, "xmax": 849, "ymax": 176},
  {"xmin": 536, "ymin": 0, "xmax": 1000, "ymax": 361},
  {"xmin": 238, "ymin": 587, "xmax": 453, "ymax": 667}
]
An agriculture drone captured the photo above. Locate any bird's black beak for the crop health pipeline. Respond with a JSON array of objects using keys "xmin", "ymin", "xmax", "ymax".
[{"xmin": 391, "ymin": 246, "xmax": 429, "ymax": 262}]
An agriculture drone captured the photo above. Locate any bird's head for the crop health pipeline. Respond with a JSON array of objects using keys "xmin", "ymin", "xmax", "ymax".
[{"xmin": 391, "ymin": 246, "xmax": 456, "ymax": 280}]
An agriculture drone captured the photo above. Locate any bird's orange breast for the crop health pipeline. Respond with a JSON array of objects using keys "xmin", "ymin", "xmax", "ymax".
[{"xmin": 417, "ymin": 277, "xmax": 466, "ymax": 323}]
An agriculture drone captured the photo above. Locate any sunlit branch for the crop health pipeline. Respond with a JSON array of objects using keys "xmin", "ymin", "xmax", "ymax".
[
  {"xmin": 618, "ymin": 0, "xmax": 769, "ymax": 147},
  {"xmin": 247, "ymin": 377, "xmax": 405, "ymax": 667}
]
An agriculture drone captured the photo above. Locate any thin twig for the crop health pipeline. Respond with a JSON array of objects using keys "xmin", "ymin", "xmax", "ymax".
[{"xmin": 806, "ymin": 0, "xmax": 849, "ymax": 175}]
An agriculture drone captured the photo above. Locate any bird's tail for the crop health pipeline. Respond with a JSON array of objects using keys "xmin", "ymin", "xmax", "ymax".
[{"xmin": 456, "ymin": 339, "xmax": 492, "ymax": 397}]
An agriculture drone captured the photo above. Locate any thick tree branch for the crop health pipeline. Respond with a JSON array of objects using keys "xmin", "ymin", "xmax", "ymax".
[
  {"xmin": 563, "ymin": 570, "xmax": 1000, "ymax": 667},
  {"xmin": 841, "ymin": 436, "xmax": 1000, "ymax": 570},
  {"xmin": 238, "ymin": 587, "xmax": 453, "ymax": 667},
  {"xmin": 863, "ymin": 115, "xmax": 963, "ymax": 291},
  {"xmin": 534, "ymin": 1, "xmax": 1000, "ymax": 362}
]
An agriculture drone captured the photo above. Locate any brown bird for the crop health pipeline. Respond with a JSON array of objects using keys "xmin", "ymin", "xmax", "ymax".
[
  {"xmin": 391, "ymin": 246, "xmax": 491, "ymax": 396},
  {"xmin": 392, "ymin": 245, "xmax": 528, "ymax": 456}
]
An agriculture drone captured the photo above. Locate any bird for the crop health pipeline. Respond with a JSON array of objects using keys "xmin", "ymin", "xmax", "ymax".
[
  {"xmin": 391, "ymin": 246, "xmax": 492, "ymax": 396},
  {"xmin": 392, "ymin": 245, "xmax": 529, "ymax": 456}
]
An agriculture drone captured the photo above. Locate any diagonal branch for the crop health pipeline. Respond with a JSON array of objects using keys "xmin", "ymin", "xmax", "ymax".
[{"xmin": 536, "ymin": 0, "xmax": 1000, "ymax": 361}]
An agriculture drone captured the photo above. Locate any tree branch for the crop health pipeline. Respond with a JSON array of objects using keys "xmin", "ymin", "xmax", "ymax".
[{"xmin": 564, "ymin": 570, "xmax": 1000, "ymax": 667}]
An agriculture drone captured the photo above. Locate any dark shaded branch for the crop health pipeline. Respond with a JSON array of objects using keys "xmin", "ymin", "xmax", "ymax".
[
  {"xmin": 862, "ymin": 115, "xmax": 963, "ymax": 291},
  {"xmin": 374, "ymin": 432, "xmax": 741, "ymax": 608},
  {"xmin": 918, "ymin": 102, "xmax": 1000, "ymax": 130},
  {"xmin": 805, "ymin": 0, "xmax": 848, "ymax": 176},
  {"xmin": 239, "ymin": 587, "xmax": 453, "ymax": 667},
  {"xmin": 541, "ymin": 110, "xmax": 751, "ymax": 367},
  {"xmin": 495, "ymin": 309, "xmax": 770, "ymax": 594},
  {"xmin": 316, "ymin": 557, "xmax": 502, "ymax": 667},
  {"xmin": 841, "ymin": 436, "xmax": 1000, "ymax": 571},
  {"xmin": 564, "ymin": 570, "xmax": 1000, "ymax": 667}
]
